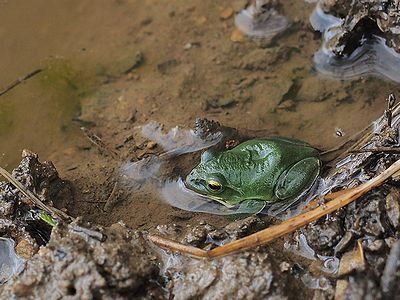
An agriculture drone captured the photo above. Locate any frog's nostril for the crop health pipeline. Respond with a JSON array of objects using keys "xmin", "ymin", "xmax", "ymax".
[{"xmin": 187, "ymin": 177, "xmax": 200, "ymax": 185}]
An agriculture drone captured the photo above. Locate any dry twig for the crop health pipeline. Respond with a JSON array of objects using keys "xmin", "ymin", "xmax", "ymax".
[
  {"xmin": 149, "ymin": 159, "xmax": 400, "ymax": 258},
  {"xmin": 0, "ymin": 166, "xmax": 70, "ymax": 221}
]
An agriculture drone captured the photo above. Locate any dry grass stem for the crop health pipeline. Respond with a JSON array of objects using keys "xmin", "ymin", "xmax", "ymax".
[
  {"xmin": 0, "ymin": 69, "xmax": 42, "ymax": 97},
  {"xmin": 149, "ymin": 159, "xmax": 400, "ymax": 258},
  {"xmin": 0, "ymin": 166, "xmax": 70, "ymax": 220}
]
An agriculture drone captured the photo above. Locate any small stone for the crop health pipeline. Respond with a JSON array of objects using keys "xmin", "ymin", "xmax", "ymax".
[
  {"xmin": 277, "ymin": 99, "xmax": 296, "ymax": 111},
  {"xmin": 146, "ymin": 141, "xmax": 157, "ymax": 150},
  {"xmin": 15, "ymin": 239, "xmax": 37, "ymax": 260},
  {"xmin": 385, "ymin": 189, "xmax": 400, "ymax": 229},
  {"xmin": 280, "ymin": 261, "xmax": 290, "ymax": 272},
  {"xmin": 183, "ymin": 42, "xmax": 200, "ymax": 50},
  {"xmin": 220, "ymin": 7, "xmax": 234, "ymax": 19},
  {"xmin": 363, "ymin": 239, "xmax": 385, "ymax": 252},
  {"xmin": 196, "ymin": 16, "xmax": 207, "ymax": 25},
  {"xmin": 334, "ymin": 231, "xmax": 354, "ymax": 255},
  {"xmin": 230, "ymin": 29, "xmax": 245, "ymax": 42},
  {"xmin": 338, "ymin": 243, "xmax": 365, "ymax": 276}
]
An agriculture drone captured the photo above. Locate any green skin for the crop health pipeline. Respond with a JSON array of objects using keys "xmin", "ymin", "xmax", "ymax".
[{"xmin": 185, "ymin": 137, "xmax": 320, "ymax": 213}]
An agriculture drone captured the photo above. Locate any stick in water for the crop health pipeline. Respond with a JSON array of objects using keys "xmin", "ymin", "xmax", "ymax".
[
  {"xmin": 0, "ymin": 69, "xmax": 43, "ymax": 97},
  {"xmin": 149, "ymin": 159, "xmax": 400, "ymax": 258}
]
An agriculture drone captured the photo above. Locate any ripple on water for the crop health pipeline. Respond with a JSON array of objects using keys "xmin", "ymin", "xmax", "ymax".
[
  {"xmin": 120, "ymin": 122, "xmax": 223, "ymax": 184},
  {"xmin": 0, "ymin": 238, "xmax": 24, "ymax": 284},
  {"xmin": 160, "ymin": 178, "xmax": 268, "ymax": 215},
  {"xmin": 310, "ymin": 3, "xmax": 400, "ymax": 82},
  {"xmin": 235, "ymin": 0, "xmax": 289, "ymax": 40}
]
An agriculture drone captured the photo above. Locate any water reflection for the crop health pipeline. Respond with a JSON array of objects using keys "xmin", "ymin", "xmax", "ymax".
[
  {"xmin": 235, "ymin": 0, "xmax": 288, "ymax": 39},
  {"xmin": 0, "ymin": 238, "xmax": 24, "ymax": 284},
  {"xmin": 311, "ymin": 2, "xmax": 400, "ymax": 82}
]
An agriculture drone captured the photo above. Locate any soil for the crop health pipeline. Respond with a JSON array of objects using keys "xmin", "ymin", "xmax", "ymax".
[{"xmin": 2, "ymin": 0, "xmax": 400, "ymax": 299}]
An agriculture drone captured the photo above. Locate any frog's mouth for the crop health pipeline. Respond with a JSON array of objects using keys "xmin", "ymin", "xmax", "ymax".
[
  {"xmin": 207, "ymin": 196, "xmax": 236, "ymax": 208},
  {"xmin": 184, "ymin": 177, "xmax": 236, "ymax": 208}
]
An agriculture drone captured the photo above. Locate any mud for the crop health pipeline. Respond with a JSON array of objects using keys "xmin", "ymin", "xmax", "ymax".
[
  {"xmin": 2, "ymin": 0, "xmax": 400, "ymax": 299},
  {"xmin": 0, "ymin": 221, "xmax": 162, "ymax": 300}
]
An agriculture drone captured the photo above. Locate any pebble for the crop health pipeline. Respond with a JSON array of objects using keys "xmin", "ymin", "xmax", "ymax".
[
  {"xmin": 220, "ymin": 7, "xmax": 234, "ymax": 19},
  {"xmin": 230, "ymin": 29, "xmax": 245, "ymax": 42},
  {"xmin": 385, "ymin": 189, "xmax": 400, "ymax": 229}
]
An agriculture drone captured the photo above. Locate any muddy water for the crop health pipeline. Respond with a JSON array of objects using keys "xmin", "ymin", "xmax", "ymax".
[
  {"xmin": 0, "ymin": 0, "xmax": 144, "ymax": 168},
  {"xmin": 1, "ymin": 0, "xmax": 399, "ymax": 229}
]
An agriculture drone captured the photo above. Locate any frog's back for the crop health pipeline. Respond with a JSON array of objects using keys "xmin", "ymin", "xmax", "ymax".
[
  {"xmin": 232, "ymin": 137, "xmax": 319, "ymax": 160},
  {"xmin": 223, "ymin": 137, "xmax": 319, "ymax": 200}
]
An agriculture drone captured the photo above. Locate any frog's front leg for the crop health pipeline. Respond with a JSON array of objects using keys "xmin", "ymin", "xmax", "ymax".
[
  {"xmin": 274, "ymin": 157, "xmax": 320, "ymax": 200},
  {"xmin": 235, "ymin": 199, "xmax": 266, "ymax": 214}
]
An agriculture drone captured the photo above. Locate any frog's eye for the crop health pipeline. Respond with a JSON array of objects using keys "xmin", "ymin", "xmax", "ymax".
[{"xmin": 207, "ymin": 180, "xmax": 222, "ymax": 192}]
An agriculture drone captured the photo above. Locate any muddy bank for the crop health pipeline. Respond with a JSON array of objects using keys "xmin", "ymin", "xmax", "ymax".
[{"xmin": 2, "ymin": 101, "xmax": 400, "ymax": 299}]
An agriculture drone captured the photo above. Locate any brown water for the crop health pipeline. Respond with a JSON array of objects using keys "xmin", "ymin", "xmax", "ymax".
[{"xmin": 1, "ymin": 0, "xmax": 399, "ymax": 229}]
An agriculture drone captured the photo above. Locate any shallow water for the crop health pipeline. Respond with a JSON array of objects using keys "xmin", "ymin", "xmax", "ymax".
[
  {"xmin": 1, "ymin": 0, "xmax": 400, "ymax": 229},
  {"xmin": 0, "ymin": 0, "xmax": 145, "ymax": 168}
]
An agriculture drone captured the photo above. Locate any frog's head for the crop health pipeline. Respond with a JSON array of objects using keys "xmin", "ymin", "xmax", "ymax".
[{"xmin": 185, "ymin": 149, "xmax": 243, "ymax": 207}]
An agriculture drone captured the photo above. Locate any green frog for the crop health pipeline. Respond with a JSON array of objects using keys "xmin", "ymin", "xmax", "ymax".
[{"xmin": 185, "ymin": 137, "xmax": 320, "ymax": 214}]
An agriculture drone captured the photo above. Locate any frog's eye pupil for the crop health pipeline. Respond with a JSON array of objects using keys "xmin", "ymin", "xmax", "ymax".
[{"xmin": 207, "ymin": 180, "xmax": 222, "ymax": 191}]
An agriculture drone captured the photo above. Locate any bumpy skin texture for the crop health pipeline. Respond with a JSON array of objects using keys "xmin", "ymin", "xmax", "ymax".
[{"xmin": 186, "ymin": 138, "xmax": 320, "ymax": 209}]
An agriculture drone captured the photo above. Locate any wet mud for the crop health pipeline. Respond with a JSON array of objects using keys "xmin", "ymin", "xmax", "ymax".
[{"xmin": 2, "ymin": 0, "xmax": 400, "ymax": 299}]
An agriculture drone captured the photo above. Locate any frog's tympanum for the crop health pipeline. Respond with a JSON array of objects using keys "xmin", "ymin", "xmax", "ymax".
[{"xmin": 185, "ymin": 138, "xmax": 320, "ymax": 214}]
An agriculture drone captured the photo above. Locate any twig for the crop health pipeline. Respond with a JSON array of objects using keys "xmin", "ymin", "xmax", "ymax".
[
  {"xmin": 385, "ymin": 93, "xmax": 396, "ymax": 128},
  {"xmin": 104, "ymin": 181, "xmax": 119, "ymax": 212},
  {"xmin": 71, "ymin": 225, "xmax": 105, "ymax": 241},
  {"xmin": 0, "ymin": 166, "xmax": 70, "ymax": 221},
  {"xmin": 149, "ymin": 158, "xmax": 400, "ymax": 258},
  {"xmin": 80, "ymin": 127, "xmax": 118, "ymax": 158},
  {"xmin": 350, "ymin": 147, "xmax": 400, "ymax": 154},
  {"xmin": 0, "ymin": 69, "xmax": 43, "ymax": 97}
]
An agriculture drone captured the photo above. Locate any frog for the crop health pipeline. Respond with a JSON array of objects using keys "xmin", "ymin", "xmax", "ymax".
[{"xmin": 185, "ymin": 137, "xmax": 320, "ymax": 214}]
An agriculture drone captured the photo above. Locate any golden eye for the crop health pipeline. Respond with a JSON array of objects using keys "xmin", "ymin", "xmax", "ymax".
[{"xmin": 207, "ymin": 180, "xmax": 222, "ymax": 191}]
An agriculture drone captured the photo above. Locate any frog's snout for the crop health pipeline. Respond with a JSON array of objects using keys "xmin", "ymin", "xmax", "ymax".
[
  {"xmin": 185, "ymin": 173, "xmax": 196, "ymax": 185},
  {"xmin": 185, "ymin": 172, "xmax": 202, "ymax": 190}
]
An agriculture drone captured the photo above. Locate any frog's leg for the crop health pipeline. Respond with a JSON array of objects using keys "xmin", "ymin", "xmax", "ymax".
[
  {"xmin": 274, "ymin": 157, "xmax": 320, "ymax": 200},
  {"xmin": 234, "ymin": 200, "xmax": 266, "ymax": 214}
]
